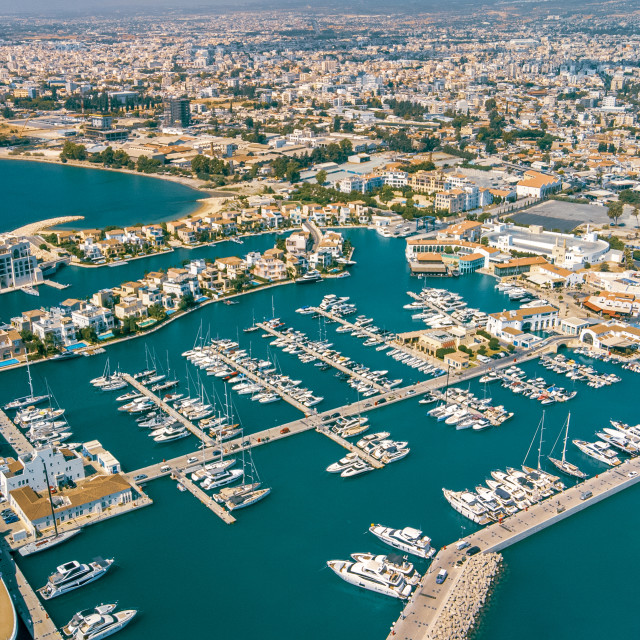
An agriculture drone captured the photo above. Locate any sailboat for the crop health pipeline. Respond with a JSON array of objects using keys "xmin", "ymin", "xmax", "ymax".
[
  {"xmin": 3, "ymin": 355, "xmax": 50, "ymax": 410},
  {"xmin": 243, "ymin": 310, "xmax": 260, "ymax": 333},
  {"xmin": 548, "ymin": 413, "xmax": 588, "ymax": 479},
  {"xmin": 19, "ymin": 457, "xmax": 81, "ymax": 556}
]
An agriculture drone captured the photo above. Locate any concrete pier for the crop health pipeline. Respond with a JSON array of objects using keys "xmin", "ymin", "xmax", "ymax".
[
  {"xmin": 171, "ymin": 471, "xmax": 236, "ymax": 524},
  {"xmin": 0, "ymin": 547, "xmax": 62, "ymax": 640},
  {"xmin": 209, "ymin": 347, "xmax": 311, "ymax": 413},
  {"xmin": 0, "ymin": 409, "xmax": 34, "ymax": 456},
  {"xmin": 121, "ymin": 374, "xmax": 215, "ymax": 446},
  {"xmin": 257, "ymin": 323, "xmax": 387, "ymax": 393},
  {"xmin": 388, "ymin": 456, "xmax": 640, "ymax": 640},
  {"xmin": 317, "ymin": 426, "xmax": 384, "ymax": 469}
]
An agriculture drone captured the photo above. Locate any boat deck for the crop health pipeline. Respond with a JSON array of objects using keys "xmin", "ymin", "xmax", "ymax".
[
  {"xmin": 121, "ymin": 374, "xmax": 215, "ymax": 446},
  {"xmin": 388, "ymin": 457, "xmax": 640, "ymax": 640},
  {"xmin": 257, "ymin": 322, "xmax": 387, "ymax": 393}
]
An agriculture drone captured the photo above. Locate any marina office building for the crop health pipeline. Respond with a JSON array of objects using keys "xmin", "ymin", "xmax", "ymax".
[
  {"xmin": 483, "ymin": 223, "xmax": 609, "ymax": 270},
  {"xmin": 0, "ymin": 235, "xmax": 43, "ymax": 292}
]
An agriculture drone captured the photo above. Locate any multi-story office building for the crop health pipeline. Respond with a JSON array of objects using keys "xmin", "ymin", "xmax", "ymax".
[{"xmin": 163, "ymin": 98, "xmax": 191, "ymax": 128}]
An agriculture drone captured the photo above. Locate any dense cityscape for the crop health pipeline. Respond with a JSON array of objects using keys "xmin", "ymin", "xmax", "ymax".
[{"xmin": 1, "ymin": 2, "xmax": 640, "ymax": 640}]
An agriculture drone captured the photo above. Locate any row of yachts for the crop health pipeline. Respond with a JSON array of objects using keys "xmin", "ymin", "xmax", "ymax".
[
  {"xmin": 404, "ymin": 287, "xmax": 488, "ymax": 329},
  {"xmin": 425, "ymin": 388, "xmax": 514, "ymax": 430},
  {"xmin": 182, "ymin": 339, "xmax": 324, "ymax": 408},
  {"xmin": 37, "ymin": 557, "xmax": 135, "ymax": 639},
  {"xmin": 265, "ymin": 326, "xmax": 403, "ymax": 396},
  {"xmin": 328, "ymin": 524, "xmax": 435, "ymax": 599},
  {"xmin": 574, "ymin": 419, "xmax": 640, "ymax": 467},
  {"xmin": 444, "ymin": 465, "xmax": 566, "ymax": 525},
  {"xmin": 325, "ymin": 430, "xmax": 410, "ymax": 477},
  {"xmin": 481, "ymin": 366, "xmax": 578, "ymax": 404},
  {"xmin": 540, "ymin": 354, "xmax": 621, "ymax": 388},
  {"xmin": 11, "ymin": 401, "xmax": 73, "ymax": 447},
  {"xmin": 187, "ymin": 453, "xmax": 271, "ymax": 511}
]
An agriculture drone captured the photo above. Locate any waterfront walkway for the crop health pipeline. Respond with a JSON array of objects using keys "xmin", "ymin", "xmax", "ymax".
[
  {"xmin": 257, "ymin": 323, "xmax": 387, "ymax": 393},
  {"xmin": 0, "ymin": 409, "xmax": 33, "ymax": 456},
  {"xmin": 0, "ymin": 574, "xmax": 17, "ymax": 640},
  {"xmin": 0, "ymin": 548, "xmax": 61, "ymax": 640},
  {"xmin": 209, "ymin": 347, "xmax": 311, "ymax": 413},
  {"xmin": 11, "ymin": 216, "xmax": 84, "ymax": 236},
  {"xmin": 172, "ymin": 470, "xmax": 236, "ymax": 524},
  {"xmin": 388, "ymin": 456, "xmax": 640, "ymax": 640},
  {"xmin": 121, "ymin": 374, "xmax": 215, "ymax": 447}
]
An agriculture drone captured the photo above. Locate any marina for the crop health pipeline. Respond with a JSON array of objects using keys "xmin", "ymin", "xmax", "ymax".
[
  {"xmin": 170, "ymin": 470, "xmax": 236, "ymax": 524},
  {"xmin": 0, "ymin": 215, "xmax": 638, "ymax": 640},
  {"xmin": 388, "ymin": 455, "xmax": 640, "ymax": 640}
]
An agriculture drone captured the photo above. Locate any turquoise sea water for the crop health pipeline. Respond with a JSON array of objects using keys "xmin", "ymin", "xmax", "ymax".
[
  {"xmin": 0, "ymin": 159, "xmax": 203, "ymax": 232},
  {"xmin": 1, "ymin": 166, "xmax": 639, "ymax": 640}
]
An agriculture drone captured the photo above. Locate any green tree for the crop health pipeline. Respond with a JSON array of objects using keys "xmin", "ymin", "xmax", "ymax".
[
  {"xmin": 607, "ymin": 201, "xmax": 623, "ymax": 226},
  {"xmin": 178, "ymin": 293, "xmax": 196, "ymax": 310},
  {"xmin": 316, "ymin": 169, "xmax": 327, "ymax": 185},
  {"xmin": 599, "ymin": 262, "xmax": 610, "ymax": 272}
]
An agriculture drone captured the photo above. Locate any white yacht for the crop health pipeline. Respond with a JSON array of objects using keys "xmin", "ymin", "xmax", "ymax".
[
  {"xmin": 73, "ymin": 608, "xmax": 136, "ymax": 640},
  {"xmin": 350, "ymin": 553, "xmax": 420, "ymax": 585},
  {"xmin": 152, "ymin": 426, "xmax": 189, "ymax": 443},
  {"xmin": 369, "ymin": 525, "xmax": 436, "ymax": 558},
  {"xmin": 327, "ymin": 558, "xmax": 413, "ymax": 599},
  {"xmin": 442, "ymin": 489, "xmax": 491, "ymax": 525},
  {"xmin": 326, "ymin": 453, "xmax": 359, "ymax": 473},
  {"xmin": 201, "ymin": 468, "xmax": 243, "ymax": 490},
  {"xmin": 38, "ymin": 558, "xmax": 113, "ymax": 600},
  {"xmin": 573, "ymin": 439, "xmax": 621, "ymax": 466},
  {"xmin": 62, "ymin": 604, "xmax": 117, "ymax": 636},
  {"xmin": 340, "ymin": 461, "xmax": 373, "ymax": 477}
]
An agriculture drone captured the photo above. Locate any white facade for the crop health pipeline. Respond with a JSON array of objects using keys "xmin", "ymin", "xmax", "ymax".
[
  {"xmin": 0, "ymin": 235, "xmax": 43, "ymax": 291},
  {"xmin": 0, "ymin": 446, "xmax": 85, "ymax": 497}
]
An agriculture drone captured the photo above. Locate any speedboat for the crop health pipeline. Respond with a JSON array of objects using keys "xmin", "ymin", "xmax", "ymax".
[
  {"xmin": 368, "ymin": 525, "xmax": 436, "ymax": 558},
  {"xmin": 38, "ymin": 558, "xmax": 113, "ymax": 600}
]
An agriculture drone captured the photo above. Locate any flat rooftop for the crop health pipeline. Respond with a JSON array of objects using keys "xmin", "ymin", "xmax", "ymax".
[{"xmin": 510, "ymin": 200, "xmax": 610, "ymax": 232}]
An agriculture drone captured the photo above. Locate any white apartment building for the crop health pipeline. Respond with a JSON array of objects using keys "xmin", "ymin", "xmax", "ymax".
[
  {"xmin": 0, "ymin": 235, "xmax": 43, "ymax": 291},
  {"xmin": 32, "ymin": 313, "xmax": 78, "ymax": 346},
  {"xmin": 71, "ymin": 304, "xmax": 115, "ymax": 333}
]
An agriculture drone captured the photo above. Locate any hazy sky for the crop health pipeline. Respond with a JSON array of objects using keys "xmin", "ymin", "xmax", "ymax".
[{"xmin": 3, "ymin": 0, "xmax": 491, "ymax": 17}]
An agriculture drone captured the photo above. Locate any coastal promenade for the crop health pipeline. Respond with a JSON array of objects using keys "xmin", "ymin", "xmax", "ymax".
[
  {"xmin": 0, "ymin": 548, "xmax": 61, "ymax": 640},
  {"xmin": 256, "ymin": 322, "xmax": 388, "ymax": 393},
  {"xmin": 387, "ymin": 457, "xmax": 640, "ymax": 640},
  {"xmin": 121, "ymin": 374, "xmax": 215, "ymax": 447}
]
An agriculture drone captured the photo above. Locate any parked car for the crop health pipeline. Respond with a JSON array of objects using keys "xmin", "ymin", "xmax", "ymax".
[
  {"xmin": 436, "ymin": 569, "xmax": 448, "ymax": 584},
  {"xmin": 466, "ymin": 545, "xmax": 481, "ymax": 556},
  {"xmin": 280, "ymin": 427, "xmax": 290, "ymax": 434},
  {"xmin": 133, "ymin": 474, "xmax": 148, "ymax": 482},
  {"xmin": 187, "ymin": 457, "xmax": 198, "ymax": 464}
]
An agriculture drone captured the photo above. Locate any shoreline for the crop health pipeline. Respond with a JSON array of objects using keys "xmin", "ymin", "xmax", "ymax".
[
  {"xmin": 0, "ymin": 153, "xmax": 210, "ymax": 194},
  {"xmin": 0, "ymin": 266, "xmax": 353, "ymax": 374}
]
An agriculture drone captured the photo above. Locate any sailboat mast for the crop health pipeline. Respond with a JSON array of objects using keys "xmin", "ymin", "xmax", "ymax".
[
  {"xmin": 42, "ymin": 455, "xmax": 59, "ymax": 537},
  {"xmin": 562, "ymin": 413, "xmax": 570, "ymax": 463},
  {"xmin": 26, "ymin": 353, "xmax": 34, "ymax": 397},
  {"xmin": 537, "ymin": 410, "xmax": 545, "ymax": 470}
]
